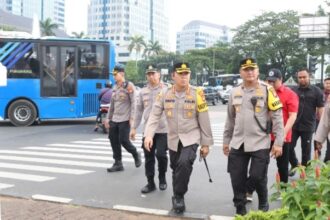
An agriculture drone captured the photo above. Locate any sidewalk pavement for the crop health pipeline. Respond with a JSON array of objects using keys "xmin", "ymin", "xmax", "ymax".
[
  {"xmin": 0, "ymin": 195, "xmax": 233, "ymax": 220},
  {"xmin": 0, "ymin": 195, "xmax": 184, "ymax": 220}
]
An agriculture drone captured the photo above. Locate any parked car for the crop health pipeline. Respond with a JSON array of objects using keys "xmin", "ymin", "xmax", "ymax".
[
  {"xmin": 203, "ymin": 87, "xmax": 218, "ymax": 106},
  {"xmin": 220, "ymin": 88, "xmax": 231, "ymax": 104}
]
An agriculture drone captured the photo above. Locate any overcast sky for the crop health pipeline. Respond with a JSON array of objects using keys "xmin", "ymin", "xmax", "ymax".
[{"xmin": 65, "ymin": 0, "xmax": 328, "ymax": 51}]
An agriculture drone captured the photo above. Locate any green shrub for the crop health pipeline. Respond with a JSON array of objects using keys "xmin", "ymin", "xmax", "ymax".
[{"xmin": 234, "ymin": 208, "xmax": 288, "ymax": 220}]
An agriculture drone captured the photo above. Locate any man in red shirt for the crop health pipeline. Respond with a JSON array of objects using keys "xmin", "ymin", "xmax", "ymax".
[
  {"xmin": 266, "ymin": 69, "xmax": 299, "ymax": 183},
  {"xmin": 246, "ymin": 68, "xmax": 298, "ymax": 202}
]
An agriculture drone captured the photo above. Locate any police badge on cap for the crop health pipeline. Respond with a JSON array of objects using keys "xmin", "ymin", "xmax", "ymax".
[
  {"xmin": 173, "ymin": 62, "xmax": 191, "ymax": 73},
  {"xmin": 240, "ymin": 58, "xmax": 258, "ymax": 70},
  {"xmin": 145, "ymin": 64, "xmax": 158, "ymax": 74}
]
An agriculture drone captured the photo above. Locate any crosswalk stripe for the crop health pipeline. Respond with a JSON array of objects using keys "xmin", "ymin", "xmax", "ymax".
[
  {"xmin": 0, "ymin": 162, "xmax": 93, "ymax": 175},
  {"xmin": 0, "ymin": 171, "xmax": 55, "ymax": 182},
  {"xmin": 48, "ymin": 143, "xmax": 111, "ymax": 150},
  {"xmin": 22, "ymin": 146, "xmax": 140, "ymax": 157},
  {"xmin": 0, "ymin": 155, "xmax": 113, "ymax": 168},
  {"xmin": 0, "ymin": 183, "xmax": 14, "ymax": 189},
  {"xmin": 0, "ymin": 150, "xmax": 133, "ymax": 161}
]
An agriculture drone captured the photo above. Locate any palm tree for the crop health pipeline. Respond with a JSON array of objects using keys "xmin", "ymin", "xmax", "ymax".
[
  {"xmin": 40, "ymin": 18, "xmax": 58, "ymax": 36},
  {"xmin": 128, "ymin": 35, "xmax": 146, "ymax": 69},
  {"xmin": 72, "ymin": 31, "xmax": 86, "ymax": 39},
  {"xmin": 128, "ymin": 35, "xmax": 146, "ymax": 58},
  {"xmin": 143, "ymin": 40, "xmax": 163, "ymax": 58}
]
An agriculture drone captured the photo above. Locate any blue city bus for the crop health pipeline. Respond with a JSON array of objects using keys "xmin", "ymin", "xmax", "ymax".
[{"xmin": 0, "ymin": 37, "xmax": 116, "ymax": 126}]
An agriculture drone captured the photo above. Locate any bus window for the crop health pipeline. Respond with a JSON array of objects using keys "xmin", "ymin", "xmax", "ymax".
[
  {"xmin": 78, "ymin": 44, "xmax": 107, "ymax": 79},
  {"xmin": 0, "ymin": 42, "xmax": 40, "ymax": 79},
  {"xmin": 42, "ymin": 46, "xmax": 58, "ymax": 96},
  {"xmin": 60, "ymin": 47, "xmax": 76, "ymax": 96}
]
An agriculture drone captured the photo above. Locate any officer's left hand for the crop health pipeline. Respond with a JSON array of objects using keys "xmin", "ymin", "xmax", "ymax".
[
  {"xmin": 271, "ymin": 145, "xmax": 282, "ymax": 158},
  {"xmin": 200, "ymin": 145, "xmax": 209, "ymax": 158}
]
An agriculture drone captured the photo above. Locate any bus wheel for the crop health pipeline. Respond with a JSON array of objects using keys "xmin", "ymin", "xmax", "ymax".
[{"xmin": 8, "ymin": 100, "xmax": 37, "ymax": 127}]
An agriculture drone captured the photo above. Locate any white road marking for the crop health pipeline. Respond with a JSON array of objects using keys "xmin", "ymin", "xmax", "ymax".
[
  {"xmin": 0, "ymin": 183, "xmax": 14, "ymax": 189},
  {"xmin": 113, "ymin": 205, "xmax": 169, "ymax": 216},
  {"xmin": 0, "ymin": 171, "xmax": 55, "ymax": 182},
  {"xmin": 0, "ymin": 150, "xmax": 129, "ymax": 161},
  {"xmin": 0, "ymin": 155, "xmax": 113, "ymax": 168},
  {"xmin": 209, "ymin": 215, "xmax": 234, "ymax": 220},
  {"xmin": 32, "ymin": 194, "xmax": 72, "ymax": 203},
  {"xmin": 0, "ymin": 162, "xmax": 93, "ymax": 175},
  {"xmin": 48, "ymin": 143, "xmax": 110, "ymax": 150}
]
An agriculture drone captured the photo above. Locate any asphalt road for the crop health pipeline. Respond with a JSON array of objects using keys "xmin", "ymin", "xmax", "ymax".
[{"xmin": 0, "ymin": 104, "xmax": 311, "ymax": 217}]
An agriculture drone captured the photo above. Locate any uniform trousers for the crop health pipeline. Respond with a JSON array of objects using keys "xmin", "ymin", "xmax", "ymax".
[
  {"xmin": 289, "ymin": 129, "xmax": 313, "ymax": 167},
  {"xmin": 246, "ymin": 142, "xmax": 290, "ymax": 194},
  {"xmin": 228, "ymin": 145, "xmax": 269, "ymax": 207},
  {"xmin": 324, "ymin": 138, "xmax": 330, "ymax": 162},
  {"xmin": 109, "ymin": 120, "xmax": 138, "ymax": 161},
  {"xmin": 169, "ymin": 141, "xmax": 198, "ymax": 197},
  {"xmin": 142, "ymin": 133, "xmax": 168, "ymax": 180}
]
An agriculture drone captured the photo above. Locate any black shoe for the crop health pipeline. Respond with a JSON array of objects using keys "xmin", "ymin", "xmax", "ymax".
[
  {"xmin": 172, "ymin": 195, "xmax": 185, "ymax": 214},
  {"xmin": 289, "ymin": 169, "xmax": 296, "ymax": 177},
  {"xmin": 159, "ymin": 177, "xmax": 167, "ymax": 190},
  {"xmin": 94, "ymin": 127, "xmax": 98, "ymax": 132},
  {"xmin": 236, "ymin": 205, "xmax": 247, "ymax": 215},
  {"xmin": 258, "ymin": 202, "xmax": 269, "ymax": 212},
  {"xmin": 107, "ymin": 161, "xmax": 124, "ymax": 172},
  {"xmin": 141, "ymin": 183, "xmax": 156, "ymax": 193},
  {"xmin": 134, "ymin": 152, "xmax": 142, "ymax": 168}
]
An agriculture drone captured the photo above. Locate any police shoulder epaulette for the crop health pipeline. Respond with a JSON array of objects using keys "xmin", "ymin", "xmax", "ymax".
[{"xmin": 126, "ymin": 82, "xmax": 134, "ymax": 93}]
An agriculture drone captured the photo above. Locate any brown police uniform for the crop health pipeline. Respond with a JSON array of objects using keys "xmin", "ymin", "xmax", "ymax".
[
  {"xmin": 314, "ymin": 103, "xmax": 330, "ymax": 162},
  {"xmin": 145, "ymin": 84, "xmax": 214, "ymax": 199},
  {"xmin": 107, "ymin": 80, "xmax": 141, "ymax": 170},
  {"xmin": 223, "ymin": 80, "xmax": 284, "ymax": 212},
  {"xmin": 134, "ymin": 81, "xmax": 169, "ymax": 191}
]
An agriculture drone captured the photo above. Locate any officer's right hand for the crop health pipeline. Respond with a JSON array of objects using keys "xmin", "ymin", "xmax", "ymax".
[
  {"xmin": 130, "ymin": 129, "xmax": 136, "ymax": 141},
  {"xmin": 144, "ymin": 137, "xmax": 153, "ymax": 152},
  {"xmin": 104, "ymin": 119, "xmax": 110, "ymax": 129},
  {"xmin": 223, "ymin": 144, "xmax": 230, "ymax": 156},
  {"xmin": 315, "ymin": 141, "xmax": 323, "ymax": 151}
]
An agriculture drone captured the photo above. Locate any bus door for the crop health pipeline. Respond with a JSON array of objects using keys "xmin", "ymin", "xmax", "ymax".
[{"xmin": 40, "ymin": 45, "xmax": 77, "ymax": 118}]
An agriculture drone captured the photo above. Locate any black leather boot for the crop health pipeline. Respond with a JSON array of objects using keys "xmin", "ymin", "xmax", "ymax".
[
  {"xmin": 172, "ymin": 195, "xmax": 185, "ymax": 214},
  {"xmin": 236, "ymin": 205, "xmax": 247, "ymax": 215},
  {"xmin": 107, "ymin": 161, "xmax": 124, "ymax": 172},
  {"xmin": 159, "ymin": 174, "xmax": 167, "ymax": 191},
  {"xmin": 133, "ymin": 152, "xmax": 142, "ymax": 167},
  {"xmin": 141, "ymin": 178, "xmax": 156, "ymax": 193}
]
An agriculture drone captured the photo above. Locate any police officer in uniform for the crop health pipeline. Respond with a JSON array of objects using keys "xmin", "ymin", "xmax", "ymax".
[
  {"xmin": 223, "ymin": 58, "xmax": 284, "ymax": 215},
  {"xmin": 130, "ymin": 65, "xmax": 169, "ymax": 193},
  {"xmin": 105, "ymin": 64, "xmax": 142, "ymax": 172},
  {"xmin": 144, "ymin": 62, "xmax": 214, "ymax": 214}
]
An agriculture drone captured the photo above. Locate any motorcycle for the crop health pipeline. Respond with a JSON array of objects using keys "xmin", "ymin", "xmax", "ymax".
[{"xmin": 95, "ymin": 104, "xmax": 110, "ymax": 134}]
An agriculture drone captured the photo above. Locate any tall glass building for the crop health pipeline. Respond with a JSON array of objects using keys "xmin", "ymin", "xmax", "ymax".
[
  {"xmin": 176, "ymin": 20, "xmax": 230, "ymax": 54},
  {"xmin": 0, "ymin": 0, "xmax": 65, "ymax": 29},
  {"xmin": 87, "ymin": 0, "xmax": 169, "ymax": 63}
]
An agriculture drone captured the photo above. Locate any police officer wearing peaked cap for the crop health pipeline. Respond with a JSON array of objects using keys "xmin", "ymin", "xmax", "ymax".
[
  {"xmin": 105, "ymin": 64, "xmax": 142, "ymax": 172},
  {"xmin": 144, "ymin": 62, "xmax": 214, "ymax": 214},
  {"xmin": 130, "ymin": 64, "xmax": 169, "ymax": 193},
  {"xmin": 223, "ymin": 58, "xmax": 284, "ymax": 215}
]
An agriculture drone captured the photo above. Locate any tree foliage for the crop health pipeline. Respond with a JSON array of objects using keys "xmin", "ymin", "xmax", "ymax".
[
  {"xmin": 232, "ymin": 10, "xmax": 307, "ymax": 80},
  {"xmin": 40, "ymin": 18, "xmax": 58, "ymax": 36},
  {"xmin": 71, "ymin": 31, "xmax": 87, "ymax": 39}
]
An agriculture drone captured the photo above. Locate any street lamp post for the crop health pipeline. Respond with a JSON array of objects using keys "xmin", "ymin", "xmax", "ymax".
[{"xmin": 212, "ymin": 49, "xmax": 215, "ymax": 77}]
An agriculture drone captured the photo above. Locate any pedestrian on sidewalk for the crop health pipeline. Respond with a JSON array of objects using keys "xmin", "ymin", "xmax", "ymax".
[
  {"xmin": 289, "ymin": 68, "xmax": 324, "ymax": 172},
  {"xmin": 130, "ymin": 64, "xmax": 169, "ymax": 193},
  {"xmin": 105, "ymin": 64, "xmax": 142, "ymax": 172},
  {"xmin": 245, "ymin": 68, "xmax": 299, "ymax": 201},
  {"xmin": 144, "ymin": 62, "xmax": 213, "ymax": 214},
  {"xmin": 223, "ymin": 58, "xmax": 284, "ymax": 215}
]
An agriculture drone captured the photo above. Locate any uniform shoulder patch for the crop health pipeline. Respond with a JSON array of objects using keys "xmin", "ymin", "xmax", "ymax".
[
  {"xmin": 267, "ymin": 86, "xmax": 282, "ymax": 111},
  {"xmin": 196, "ymin": 87, "xmax": 208, "ymax": 112}
]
